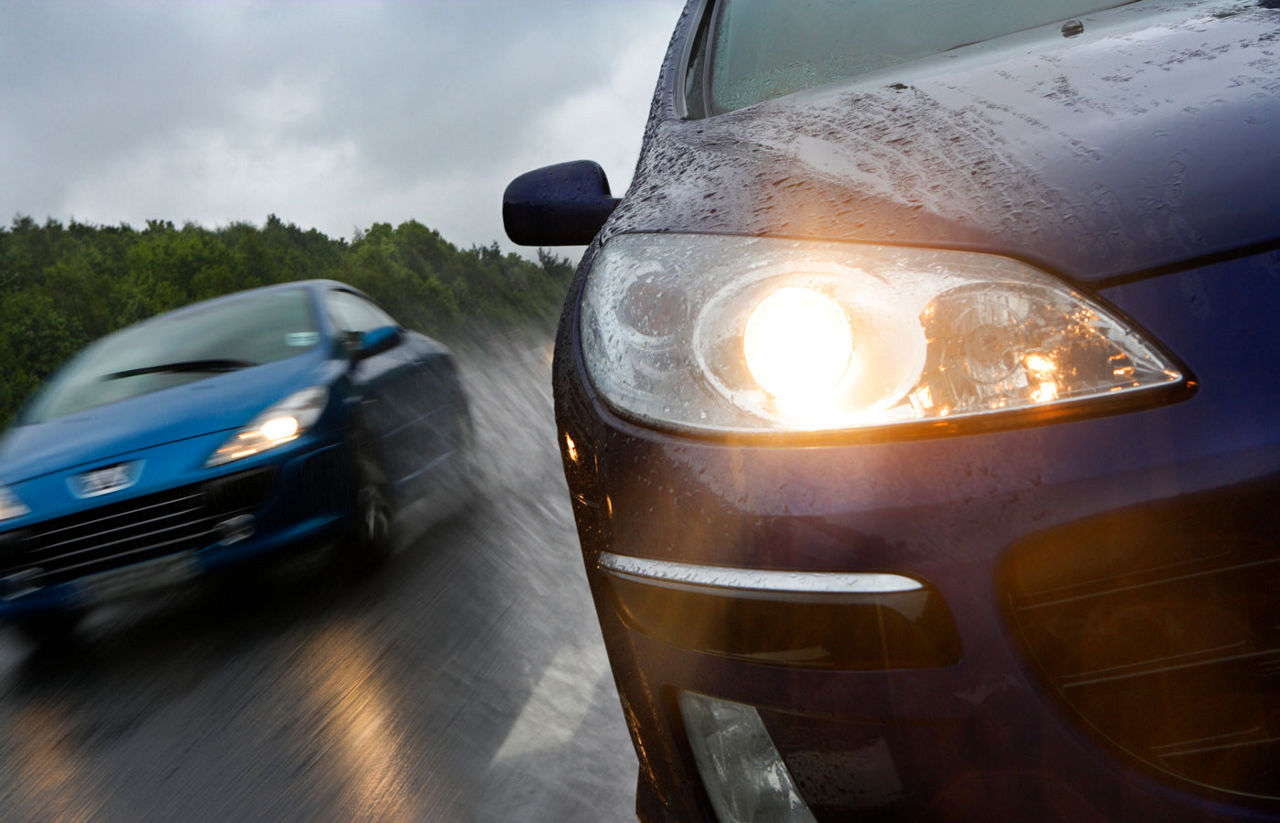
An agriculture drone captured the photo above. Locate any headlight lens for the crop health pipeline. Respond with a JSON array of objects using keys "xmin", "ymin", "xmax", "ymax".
[
  {"xmin": 0, "ymin": 484, "xmax": 29, "ymax": 522},
  {"xmin": 206, "ymin": 386, "xmax": 329, "ymax": 467},
  {"xmin": 580, "ymin": 234, "xmax": 1183, "ymax": 434}
]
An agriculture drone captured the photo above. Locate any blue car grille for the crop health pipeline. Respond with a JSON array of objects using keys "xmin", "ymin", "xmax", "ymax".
[{"xmin": 0, "ymin": 468, "xmax": 275, "ymax": 588}]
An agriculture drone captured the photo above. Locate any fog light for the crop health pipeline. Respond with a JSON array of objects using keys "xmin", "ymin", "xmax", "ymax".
[
  {"xmin": 1, "ymin": 568, "xmax": 43, "ymax": 601},
  {"xmin": 679, "ymin": 691, "xmax": 816, "ymax": 823},
  {"xmin": 216, "ymin": 514, "xmax": 255, "ymax": 546}
]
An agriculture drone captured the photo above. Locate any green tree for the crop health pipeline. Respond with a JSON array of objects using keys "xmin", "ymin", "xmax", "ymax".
[{"xmin": 0, "ymin": 214, "xmax": 576, "ymax": 425}]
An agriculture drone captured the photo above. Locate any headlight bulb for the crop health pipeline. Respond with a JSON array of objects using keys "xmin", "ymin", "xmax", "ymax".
[
  {"xmin": 743, "ymin": 287, "xmax": 854, "ymax": 411},
  {"xmin": 259, "ymin": 416, "xmax": 300, "ymax": 442}
]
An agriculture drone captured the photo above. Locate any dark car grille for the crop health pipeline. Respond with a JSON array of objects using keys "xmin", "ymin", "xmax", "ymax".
[
  {"xmin": 1000, "ymin": 479, "xmax": 1280, "ymax": 803},
  {"xmin": 0, "ymin": 468, "xmax": 275, "ymax": 588}
]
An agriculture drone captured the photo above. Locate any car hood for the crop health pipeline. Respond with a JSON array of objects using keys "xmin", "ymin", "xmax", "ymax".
[
  {"xmin": 0, "ymin": 354, "xmax": 331, "ymax": 484},
  {"xmin": 615, "ymin": 0, "xmax": 1280, "ymax": 282}
]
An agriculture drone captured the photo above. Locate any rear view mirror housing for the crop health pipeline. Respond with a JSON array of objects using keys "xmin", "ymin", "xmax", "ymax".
[
  {"xmin": 353, "ymin": 325, "xmax": 401, "ymax": 361},
  {"xmin": 503, "ymin": 160, "xmax": 621, "ymax": 246}
]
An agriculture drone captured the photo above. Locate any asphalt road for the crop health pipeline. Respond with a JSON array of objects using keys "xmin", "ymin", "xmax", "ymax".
[{"xmin": 0, "ymin": 334, "xmax": 636, "ymax": 822}]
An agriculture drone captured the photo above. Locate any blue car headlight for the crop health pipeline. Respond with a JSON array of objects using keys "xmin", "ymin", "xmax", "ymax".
[
  {"xmin": 206, "ymin": 386, "xmax": 329, "ymax": 467},
  {"xmin": 580, "ymin": 233, "xmax": 1184, "ymax": 434},
  {"xmin": 0, "ymin": 484, "xmax": 29, "ymax": 523}
]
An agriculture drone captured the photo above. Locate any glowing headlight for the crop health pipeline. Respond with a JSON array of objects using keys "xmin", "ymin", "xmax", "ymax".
[
  {"xmin": 0, "ymin": 484, "xmax": 29, "ymax": 522},
  {"xmin": 742, "ymin": 287, "xmax": 853, "ymax": 419},
  {"xmin": 206, "ymin": 386, "xmax": 328, "ymax": 467},
  {"xmin": 580, "ymin": 234, "xmax": 1183, "ymax": 434}
]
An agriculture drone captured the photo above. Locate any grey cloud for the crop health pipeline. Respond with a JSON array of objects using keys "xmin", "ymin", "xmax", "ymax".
[{"xmin": 0, "ymin": 0, "xmax": 685, "ymax": 249}]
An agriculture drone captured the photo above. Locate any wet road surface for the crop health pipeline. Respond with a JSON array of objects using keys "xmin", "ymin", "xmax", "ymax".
[{"xmin": 0, "ymin": 336, "xmax": 636, "ymax": 822}]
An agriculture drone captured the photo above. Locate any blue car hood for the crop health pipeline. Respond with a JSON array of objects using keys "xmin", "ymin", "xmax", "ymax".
[
  {"xmin": 0, "ymin": 355, "xmax": 330, "ymax": 484},
  {"xmin": 618, "ymin": 0, "xmax": 1280, "ymax": 282}
]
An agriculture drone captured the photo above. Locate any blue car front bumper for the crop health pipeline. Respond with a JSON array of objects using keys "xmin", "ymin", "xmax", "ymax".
[{"xmin": 0, "ymin": 436, "xmax": 356, "ymax": 619}]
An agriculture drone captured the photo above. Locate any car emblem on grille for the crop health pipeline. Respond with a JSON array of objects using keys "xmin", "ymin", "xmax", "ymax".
[{"xmin": 69, "ymin": 460, "xmax": 143, "ymax": 499}]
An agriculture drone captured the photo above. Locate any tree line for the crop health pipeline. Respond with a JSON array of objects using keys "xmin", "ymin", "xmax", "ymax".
[{"xmin": 0, "ymin": 215, "xmax": 577, "ymax": 426}]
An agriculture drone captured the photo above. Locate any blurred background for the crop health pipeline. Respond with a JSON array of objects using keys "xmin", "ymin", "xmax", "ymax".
[{"xmin": 0, "ymin": 1, "xmax": 686, "ymax": 820}]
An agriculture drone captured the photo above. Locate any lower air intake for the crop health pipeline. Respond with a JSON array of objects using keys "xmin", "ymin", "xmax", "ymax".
[{"xmin": 1001, "ymin": 479, "xmax": 1280, "ymax": 803}]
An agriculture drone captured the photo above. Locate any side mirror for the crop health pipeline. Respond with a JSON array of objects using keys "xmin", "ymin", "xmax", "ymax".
[
  {"xmin": 353, "ymin": 325, "xmax": 401, "ymax": 361},
  {"xmin": 503, "ymin": 160, "xmax": 621, "ymax": 246}
]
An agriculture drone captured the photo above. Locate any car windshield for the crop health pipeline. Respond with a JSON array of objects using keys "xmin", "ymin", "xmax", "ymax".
[
  {"xmin": 698, "ymin": 0, "xmax": 1138, "ymax": 114},
  {"xmin": 23, "ymin": 288, "xmax": 319, "ymax": 423}
]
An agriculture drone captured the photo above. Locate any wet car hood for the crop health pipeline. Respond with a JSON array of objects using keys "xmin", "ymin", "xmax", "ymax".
[
  {"xmin": 0, "ymin": 354, "xmax": 329, "ymax": 484},
  {"xmin": 613, "ymin": 0, "xmax": 1280, "ymax": 282}
]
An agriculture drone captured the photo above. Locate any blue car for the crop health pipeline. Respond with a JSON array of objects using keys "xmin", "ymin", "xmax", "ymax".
[
  {"xmin": 505, "ymin": 0, "xmax": 1280, "ymax": 820},
  {"xmin": 0, "ymin": 281, "xmax": 472, "ymax": 642}
]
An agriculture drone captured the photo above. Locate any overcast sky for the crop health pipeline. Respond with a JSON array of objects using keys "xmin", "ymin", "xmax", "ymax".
[{"xmin": 0, "ymin": 1, "xmax": 684, "ymax": 252}]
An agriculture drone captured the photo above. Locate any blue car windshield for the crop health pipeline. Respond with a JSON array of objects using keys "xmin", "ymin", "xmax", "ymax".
[
  {"xmin": 700, "ymin": 0, "xmax": 1139, "ymax": 114},
  {"xmin": 23, "ymin": 289, "xmax": 319, "ymax": 423}
]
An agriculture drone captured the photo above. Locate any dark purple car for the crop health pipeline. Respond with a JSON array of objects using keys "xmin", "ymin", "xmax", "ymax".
[{"xmin": 505, "ymin": 0, "xmax": 1280, "ymax": 820}]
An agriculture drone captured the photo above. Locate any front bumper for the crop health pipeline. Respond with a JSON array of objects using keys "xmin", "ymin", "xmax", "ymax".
[
  {"xmin": 556, "ymin": 252, "xmax": 1280, "ymax": 821},
  {"xmin": 0, "ymin": 437, "xmax": 354, "ymax": 618}
]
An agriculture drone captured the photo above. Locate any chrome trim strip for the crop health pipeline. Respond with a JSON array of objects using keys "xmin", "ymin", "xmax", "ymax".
[
  {"xmin": 38, "ymin": 516, "xmax": 211, "ymax": 566},
  {"xmin": 35, "ymin": 504, "xmax": 204, "ymax": 554},
  {"xmin": 598, "ymin": 552, "xmax": 924, "ymax": 595},
  {"xmin": 37, "ymin": 492, "xmax": 202, "ymax": 539}
]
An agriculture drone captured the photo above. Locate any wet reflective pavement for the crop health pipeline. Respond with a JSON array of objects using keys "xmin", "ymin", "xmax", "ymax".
[{"xmin": 0, "ymin": 337, "xmax": 635, "ymax": 822}]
